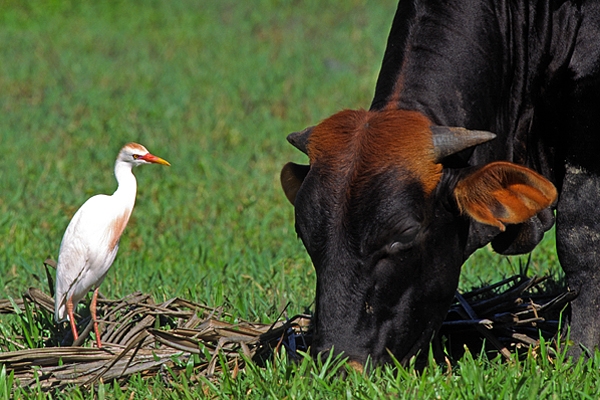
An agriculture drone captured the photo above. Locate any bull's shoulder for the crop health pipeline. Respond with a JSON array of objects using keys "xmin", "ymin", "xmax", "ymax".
[{"xmin": 569, "ymin": 1, "xmax": 600, "ymax": 80}]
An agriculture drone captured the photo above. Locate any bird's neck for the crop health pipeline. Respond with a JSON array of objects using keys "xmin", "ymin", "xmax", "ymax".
[{"xmin": 113, "ymin": 161, "xmax": 138, "ymax": 208}]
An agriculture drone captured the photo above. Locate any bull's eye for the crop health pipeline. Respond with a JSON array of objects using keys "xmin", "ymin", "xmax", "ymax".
[
  {"xmin": 387, "ymin": 227, "xmax": 418, "ymax": 253},
  {"xmin": 388, "ymin": 240, "xmax": 410, "ymax": 253},
  {"xmin": 389, "ymin": 241, "xmax": 404, "ymax": 251}
]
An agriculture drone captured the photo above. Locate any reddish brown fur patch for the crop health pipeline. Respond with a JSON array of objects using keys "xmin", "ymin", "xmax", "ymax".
[
  {"xmin": 109, "ymin": 209, "xmax": 132, "ymax": 250},
  {"xmin": 454, "ymin": 162, "xmax": 557, "ymax": 230},
  {"xmin": 306, "ymin": 109, "xmax": 442, "ymax": 195}
]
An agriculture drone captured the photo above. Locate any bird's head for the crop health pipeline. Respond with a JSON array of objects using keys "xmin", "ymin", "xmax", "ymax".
[{"xmin": 118, "ymin": 143, "xmax": 171, "ymax": 167}]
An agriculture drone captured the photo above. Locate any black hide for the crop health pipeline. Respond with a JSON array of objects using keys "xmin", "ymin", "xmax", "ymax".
[{"xmin": 287, "ymin": 0, "xmax": 600, "ymax": 365}]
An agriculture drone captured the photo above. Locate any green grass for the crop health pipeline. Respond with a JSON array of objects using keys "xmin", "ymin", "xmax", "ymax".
[{"xmin": 0, "ymin": 0, "xmax": 598, "ymax": 398}]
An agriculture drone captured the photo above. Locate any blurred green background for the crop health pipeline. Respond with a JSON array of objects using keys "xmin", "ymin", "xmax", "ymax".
[{"xmin": 0, "ymin": 0, "xmax": 400, "ymax": 322}]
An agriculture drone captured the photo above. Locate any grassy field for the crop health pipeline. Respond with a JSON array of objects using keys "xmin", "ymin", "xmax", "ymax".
[{"xmin": 1, "ymin": 0, "xmax": 599, "ymax": 398}]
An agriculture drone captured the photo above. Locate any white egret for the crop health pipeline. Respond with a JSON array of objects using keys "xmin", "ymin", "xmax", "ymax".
[{"xmin": 54, "ymin": 142, "xmax": 170, "ymax": 347}]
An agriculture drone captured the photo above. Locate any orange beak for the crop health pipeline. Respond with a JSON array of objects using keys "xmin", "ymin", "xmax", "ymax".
[{"xmin": 141, "ymin": 153, "xmax": 171, "ymax": 166}]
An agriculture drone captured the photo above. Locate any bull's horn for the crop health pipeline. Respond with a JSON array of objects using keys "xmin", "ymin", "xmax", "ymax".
[
  {"xmin": 286, "ymin": 126, "xmax": 313, "ymax": 154},
  {"xmin": 431, "ymin": 126, "xmax": 496, "ymax": 161}
]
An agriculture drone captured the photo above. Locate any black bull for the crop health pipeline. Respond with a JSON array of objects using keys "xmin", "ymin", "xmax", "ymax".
[{"xmin": 280, "ymin": 0, "xmax": 600, "ymax": 366}]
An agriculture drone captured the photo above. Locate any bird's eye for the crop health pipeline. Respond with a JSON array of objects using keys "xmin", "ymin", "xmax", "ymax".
[{"xmin": 132, "ymin": 154, "xmax": 139, "ymax": 160}]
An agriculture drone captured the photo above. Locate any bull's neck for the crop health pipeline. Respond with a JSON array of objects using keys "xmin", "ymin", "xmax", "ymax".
[
  {"xmin": 369, "ymin": 0, "xmax": 569, "ymax": 169},
  {"xmin": 372, "ymin": 0, "xmax": 512, "ymax": 128}
]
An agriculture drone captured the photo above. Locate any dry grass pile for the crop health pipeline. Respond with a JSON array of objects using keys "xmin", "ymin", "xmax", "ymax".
[
  {"xmin": 0, "ymin": 286, "xmax": 311, "ymax": 391},
  {"xmin": 0, "ymin": 261, "xmax": 572, "ymax": 391},
  {"xmin": 440, "ymin": 274, "xmax": 574, "ymax": 360}
]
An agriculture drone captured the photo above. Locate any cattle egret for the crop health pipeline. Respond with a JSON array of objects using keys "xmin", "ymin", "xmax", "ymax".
[{"xmin": 54, "ymin": 142, "xmax": 170, "ymax": 347}]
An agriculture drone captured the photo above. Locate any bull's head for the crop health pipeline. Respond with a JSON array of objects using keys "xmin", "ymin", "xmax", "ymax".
[{"xmin": 281, "ymin": 109, "xmax": 557, "ymax": 366}]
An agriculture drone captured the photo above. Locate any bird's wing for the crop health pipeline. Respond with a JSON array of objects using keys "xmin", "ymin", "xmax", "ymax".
[{"xmin": 55, "ymin": 194, "xmax": 129, "ymax": 320}]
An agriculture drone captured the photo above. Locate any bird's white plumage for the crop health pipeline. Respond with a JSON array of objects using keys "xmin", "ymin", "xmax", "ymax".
[
  {"xmin": 54, "ymin": 194, "xmax": 133, "ymax": 321},
  {"xmin": 54, "ymin": 143, "xmax": 169, "ymax": 326}
]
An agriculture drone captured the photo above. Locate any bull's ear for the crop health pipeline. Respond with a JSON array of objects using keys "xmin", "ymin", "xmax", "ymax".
[
  {"xmin": 453, "ymin": 161, "xmax": 557, "ymax": 231},
  {"xmin": 281, "ymin": 162, "xmax": 310, "ymax": 205}
]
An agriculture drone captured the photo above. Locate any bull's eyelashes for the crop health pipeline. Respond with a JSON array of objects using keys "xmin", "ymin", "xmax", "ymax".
[
  {"xmin": 385, "ymin": 226, "xmax": 419, "ymax": 254},
  {"xmin": 387, "ymin": 240, "xmax": 411, "ymax": 253}
]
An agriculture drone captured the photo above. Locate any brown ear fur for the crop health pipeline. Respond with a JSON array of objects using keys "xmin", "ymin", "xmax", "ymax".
[
  {"xmin": 281, "ymin": 162, "xmax": 310, "ymax": 205},
  {"xmin": 454, "ymin": 162, "xmax": 557, "ymax": 231}
]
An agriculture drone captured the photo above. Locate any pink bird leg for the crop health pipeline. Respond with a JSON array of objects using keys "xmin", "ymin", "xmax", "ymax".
[
  {"xmin": 90, "ymin": 288, "xmax": 102, "ymax": 348},
  {"xmin": 66, "ymin": 296, "xmax": 79, "ymax": 342}
]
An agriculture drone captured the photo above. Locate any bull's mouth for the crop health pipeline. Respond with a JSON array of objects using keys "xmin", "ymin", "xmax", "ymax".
[
  {"xmin": 346, "ymin": 359, "xmax": 365, "ymax": 372},
  {"xmin": 311, "ymin": 321, "xmax": 439, "ymax": 368}
]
